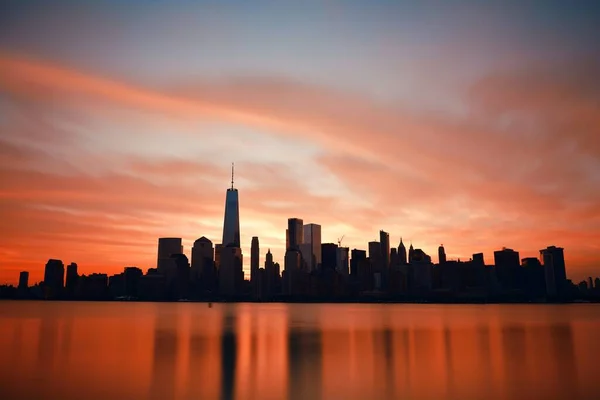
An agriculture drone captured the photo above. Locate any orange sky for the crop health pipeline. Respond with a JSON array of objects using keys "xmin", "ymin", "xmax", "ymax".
[{"xmin": 1, "ymin": 2, "xmax": 599, "ymax": 285}]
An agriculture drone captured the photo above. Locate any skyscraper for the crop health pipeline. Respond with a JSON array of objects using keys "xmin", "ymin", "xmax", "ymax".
[
  {"xmin": 219, "ymin": 245, "xmax": 243, "ymax": 296},
  {"xmin": 43, "ymin": 259, "xmax": 65, "ymax": 299},
  {"xmin": 287, "ymin": 218, "xmax": 304, "ymax": 250},
  {"xmin": 157, "ymin": 238, "xmax": 183, "ymax": 273},
  {"xmin": 18, "ymin": 271, "xmax": 29, "ymax": 290},
  {"xmin": 251, "ymin": 236, "xmax": 260, "ymax": 284},
  {"xmin": 398, "ymin": 238, "xmax": 407, "ymax": 265},
  {"xmin": 66, "ymin": 262, "xmax": 78, "ymax": 296},
  {"xmin": 191, "ymin": 237, "xmax": 214, "ymax": 282},
  {"xmin": 379, "ymin": 230, "xmax": 390, "ymax": 268},
  {"xmin": 303, "ymin": 223, "xmax": 322, "ymax": 272},
  {"xmin": 222, "ymin": 164, "xmax": 240, "ymax": 248},
  {"xmin": 438, "ymin": 245, "xmax": 447, "ymax": 264},
  {"xmin": 540, "ymin": 246, "xmax": 567, "ymax": 297}
]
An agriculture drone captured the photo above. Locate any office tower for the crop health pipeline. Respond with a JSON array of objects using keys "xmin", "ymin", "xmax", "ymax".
[
  {"xmin": 321, "ymin": 243, "xmax": 338, "ymax": 270},
  {"xmin": 398, "ymin": 238, "xmax": 407, "ymax": 265},
  {"xmin": 191, "ymin": 237, "xmax": 214, "ymax": 282},
  {"xmin": 540, "ymin": 246, "xmax": 567, "ymax": 297},
  {"xmin": 521, "ymin": 257, "xmax": 545, "ymax": 297},
  {"xmin": 43, "ymin": 259, "xmax": 65, "ymax": 299},
  {"xmin": 18, "ymin": 271, "xmax": 29, "ymax": 289},
  {"xmin": 379, "ymin": 230, "xmax": 390, "ymax": 268},
  {"xmin": 411, "ymin": 249, "xmax": 433, "ymax": 291},
  {"xmin": 336, "ymin": 247, "xmax": 350, "ymax": 275},
  {"xmin": 265, "ymin": 249, "xmax": 279, "ymax": 295},
  {"xmin": 124, "ymin": 267, "xmax": 143, "ymax": 298},
  {"xmin": 494, "ymin": 247, "xmax": 521, "ymax": 291},
  {"xmin": 222, "ymin": 164, "xmax": 241, "ymax": 247},
  {"xmin": 287, "ymin": 218, "xmax": 304, "ymax": 250},
  {"xmin": 170, "ymin": 253, "xmax": 190, "ymax": 299},
  {"xmin": 408, "ymin": 243, "xmax": 415, "ymax": 263},
  {"xmin": 350, "ymin": 249, "xmax": 367, "ymax": 277},
  {"xmin": 473, "ymin": 253, "xmax": 485, "ymax": 266},
  {"xmin": 251, "ymin": 236, "xmax": 260, "ymax": 284},
  {"xmin": 438, "ymin": 245, "xmax": 447, "ymax": 264},
  {"xmin": 157, "ymin": 238, "xmax": 183, "ymax": 273},
  {"xmin": 303, "ymin": 223, "xmax": 322, "ymax": 272},
  {"xmin": 66, "ymin": 262, "xmax": 78, "ymax": 296},
  {"xmin": 219, "ymin": 245, "xmax": 243, "ymax": 296}
]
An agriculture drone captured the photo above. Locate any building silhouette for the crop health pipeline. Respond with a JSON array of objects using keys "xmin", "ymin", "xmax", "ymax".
[
  {"xmin": 540, "ymin": 246, "xmax": 567, "ymax": 297},
  {"xmin": 398, "ymin": 238, "xmax": 407, "ymax": 265},
  {"xmin": 191, "ymin": 237, "xmax": 215, "ymax": 292},
  {"xmin": 157, "ymin": 238, "xmax": 183, "ymax": 274},
  {"xmin": 438, "ymin": 245, "xmax": 447, "ymax": 264},
  {"xmin": 251, "ymin": 236, "xmax": 260, "ymax": 295},
  {"xmin": 219, "ymin": 245, "xmax": 243, "ymax": 296},
  {"xmin": 43, "ymin": 259, "xmax": 65, "ymax": 299},
  {"xmin": 379, "ymin": 230, "xmax": 390, "ymax": 268},
  {"xmin": 222, "ymin": 164, "xmax": 241, "ymax": 248},
  {"xmin": 303, "ymin": 223, "xmax": 321, "ymax": 272},
  {"xmin": 18, "ymin": 271, "xmax": 28, "ymax": 290},
  {"xmin": 494, "ymin": 248, "xmax": 522, "ymax": 292},
  {"xmin": 287, "ymin": 218, "xmax": 304, "ymax": 251}
]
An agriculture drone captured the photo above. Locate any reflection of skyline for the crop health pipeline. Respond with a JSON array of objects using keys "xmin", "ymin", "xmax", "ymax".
[{"xmin": 1, "ymin": 303, "xmax": 600, "ymax": 400}]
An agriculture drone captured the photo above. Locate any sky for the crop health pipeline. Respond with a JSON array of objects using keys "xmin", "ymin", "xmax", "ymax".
[{"xmin": 0, "ymin": 0, "xmax": 599, "ymax": 285}]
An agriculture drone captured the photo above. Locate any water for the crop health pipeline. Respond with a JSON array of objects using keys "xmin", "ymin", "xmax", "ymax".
[{"xmin": 0, "ymin": 302, "xmax": 599, "ymax": 400}]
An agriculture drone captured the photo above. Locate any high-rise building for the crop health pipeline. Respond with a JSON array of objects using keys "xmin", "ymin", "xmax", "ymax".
[
  {"xmin": 18, "ymin": 271, "xmax": 29, "ymax": 290},
  {"xmin": 379, "ymin": 230, "xmax": 390, "ymax": 268},
  {"xmin": 219, "ymin": 245, "xmax": 243, "ymax": 296},
  {"xmin": 494, "ymin": 247, "xmax": 522, "ymax": 291},
  {"xmin": 321, "ymin": 243, "xmax": 338, "ymax": 270},
  {"xmin": 408, "ymin": 243, "xmax": 415, "ymax": 263},
  {"xmin": 438, "ymin": 245, "xmax": 447, "ymax": 264},
  {"xmin": 157, "ymin": 238, "xmax": 183, "ymax": 273},
  {"xmin": 390, "ymin": 248, "xmax": 398, "ymax": 267},
  {"xmin": 336, "ymin": 247, "xmax": 350, "ymax": 275},
  {"xmin": 66, "ymin": 262, "xmax": 78, "ymax": 296},
  {"xmin": 191, "ymin": 237, "xmax": 214, "ymax": 283},
  {"xmin": 398, "ymin": 238, "xmax": 407, "ymax": 265},
  {"xmin": 43, "ymin": 259, "xmax": 65, "ymax": 299},
  {"xmin": 350, "ymin": 249, "xmax": 367, "ymax": 277},
  {"xmin": 222, "ymin": 164, "xmax": 241, "ymax": 248},
  {"xmin": 303, "ymin": 223, "xmax": 322, "ymax": 272},
  {"xmin": 251, "ymin": 236, "xmax": 260, "ymax": 284},
  {"xmin": 540, "ymin": 246, "xmax": 567, "ymax": 297},
  {"xmin": 473, "ymin": 253, "xmax": 485, "ymax": 266},
  {"xmin": 287, "ymin": 218, "xmax": 304, "ymax": 250}
]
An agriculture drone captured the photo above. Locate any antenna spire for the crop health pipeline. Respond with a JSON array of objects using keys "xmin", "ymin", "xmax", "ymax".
[{"xmin": 231, "ymin": 162, "xmax": 234, "ymax": 189}]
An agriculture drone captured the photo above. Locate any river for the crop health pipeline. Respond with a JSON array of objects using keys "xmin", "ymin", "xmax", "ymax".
[{"xmin": 0, "ymin": 302, "xmax": 599, "ymax": 400}]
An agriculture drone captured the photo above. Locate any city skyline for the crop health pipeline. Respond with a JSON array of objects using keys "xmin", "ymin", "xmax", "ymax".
[{"xmin": 1, "ymin": 1, "xmax": 600, "ymax": 285}]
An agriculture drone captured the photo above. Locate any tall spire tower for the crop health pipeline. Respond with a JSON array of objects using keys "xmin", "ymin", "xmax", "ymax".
[{"xmin": 222, "ymin": 163, "xmax": 240, "ymax": 248}]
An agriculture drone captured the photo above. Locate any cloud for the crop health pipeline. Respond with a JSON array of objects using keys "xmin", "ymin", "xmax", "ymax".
[{"xmin": 0, "ymin": 52, "xmax": 599, "ymax": 284}]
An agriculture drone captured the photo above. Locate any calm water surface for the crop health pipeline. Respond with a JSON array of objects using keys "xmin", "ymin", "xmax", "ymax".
[{"xmin": 0, "ymin": 302, "xmax": 599, "ymax": 400}]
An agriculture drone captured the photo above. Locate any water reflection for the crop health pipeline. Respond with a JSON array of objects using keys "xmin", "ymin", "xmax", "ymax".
[{"xmin": 0, "ymin": 302, "xmax": 598, "ymax": 400}]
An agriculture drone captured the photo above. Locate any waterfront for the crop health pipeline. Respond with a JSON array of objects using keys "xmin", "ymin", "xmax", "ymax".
[{"xmin": 1, "ymin": 302, "xmax": 599, "ymax": 400}]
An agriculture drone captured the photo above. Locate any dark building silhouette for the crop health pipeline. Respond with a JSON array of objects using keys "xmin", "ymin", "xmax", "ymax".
[
  {"xmin": 540, "ymin": 246, "xmax": 567, "ymax": 297},
  {"xmin": 170, "ymin": 253, "xmax": 190, "ymax": 300},
  {"xmin": 251, "ymin": 236, "xmax": 260, "ymax": 293},
  {"xmin": 222, "ymin": 164, "xmax": 241, "ymax": 248},
  {"xmin": 265, "ymin": 249, "xmax": 279, "ymax": 296},
  {"xmin": 321, "ymin": 243, "xmax": 338, "ymax": 271},
  {"xmin": 494, "ymin": 248, "xmax": 522, "ymax": 292},
  {"xmin": 287, "ymin": 218, "xmax": 304, "ymax": 251},
  {"xmin": 219, "ymin": 245, "xmax": 243, "ymax": 296},
  {"xmin": 521, "ymin": 257, "xmax": 546, "ymax": 298},
  {"xmin": 284, "ymin": 249, "xmax": 303, "ymax": 295},
  {"xmin": 398, "ymin": 238, "xmax": 407, "ymax": 265},
  {"xmin": 43, "ymin": 259, "xmax": 65, "ymax": 299},
  {"xmin": 408, "ymin": 243, "xmax": 415, "ymax": 263},
  {"xmin": 438, "ymin": 245, "xmax": 447, "ymax": 264},
  {"xmin": 379, "ymin": 230, "xmax": 390, "ymax": 268},
  {"xmin": 18, "ymin": 271, "xmax": 28, "ymax": 290},
  {"xmin": 191, "ymin": 237, "xmax": 215, "ymax": 291},
  {"xmin": 124, "ymin": 266, "xmax": 143, "ymax": 297},
  {"xmin": 157, "ymin": 238, "xmax": 183, "ymax": 274},
  {"xmin": 65, "ymin": 262, "xmax": 78, "ymax": 297},
  {"xmin": 350, "ymin": 249, "xmax": 367, "ymax": 277},
  {"xmin": 473, "ymin": 253, "xmax": 485, "ymax": 266}
]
